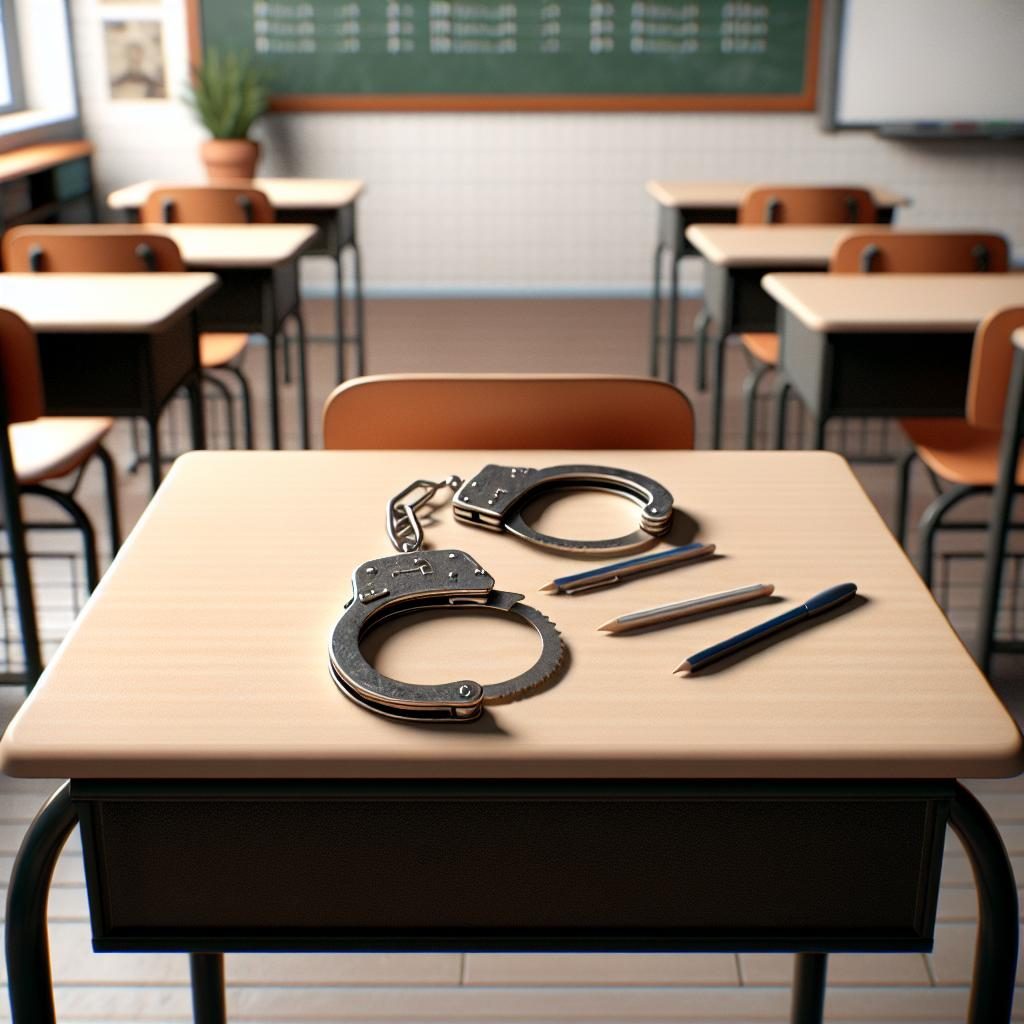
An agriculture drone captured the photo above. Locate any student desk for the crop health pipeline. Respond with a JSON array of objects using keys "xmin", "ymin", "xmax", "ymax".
[
  {"xmin": 684, "ymin": 225, "xmax": 888, "ymax": 449},
  {"xmin": 107, "ymin": 178, "xmax": 366, "ymax": 382},
  {"xmin": 21, "ymin": 223, "xmax": 319, "ymax": 450},
  {"xmin": 977, "ymin": 325, "xmax": 1024, "ymax": 676},
  {"xmin": 761, "ymin": 274, "xmax": 1024, "ymax": 450},
  {"xmin": 645, "ymin": 182, "xmax": 910, "ymax": 387},
  {"xmin": 0, "ymin": 273, "xmax": 217, "ymax": 493},
  {"xmin": 3, "ymin": 450, "xmax": 1020, "ymax": 1024}
]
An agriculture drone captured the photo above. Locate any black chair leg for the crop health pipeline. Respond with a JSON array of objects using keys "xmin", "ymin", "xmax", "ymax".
[
  {"xmin": 773, "ymin": 380, "xmax": 792, "ymax": 449},
  {"xmin": 93, "ymin": 443, "xmax": 122, "ymax": 558},
  {"xmin": 224, "ymin": 365, "xmax": 255, "ymax": 450},
  {"xmin": 202, "ymin": 372, "xmax": 237, "ymax": 450},
  {"xmin": 743, "ymin": 362, "xmax": 771, "ymax": 450},
  {"xmin": 23, "ymin": 485, "xmax": 100, "ymax": 592},
  {"xmin": 895, "ymin": 449, "xmax": 916, "ymax": 548},
  {"xmin": 917, "ymin": 485, "xmax": 981, "ymax": 589}
]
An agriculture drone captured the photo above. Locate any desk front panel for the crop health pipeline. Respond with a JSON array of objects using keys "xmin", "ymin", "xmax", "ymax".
[
  {"xmin": 77, "ymin": 781, "xmax": 948, "ymax": 954},
  {"xmin": 37, "ymin": 319, "xmax": 195, "ymax": 416},
  {"xmin": 780, "ymin": 311, "xmax": 974, "ymax": 419},
  {"xmin": 703, "ymin": 263, "xmax": 782, "ymax": 333}
]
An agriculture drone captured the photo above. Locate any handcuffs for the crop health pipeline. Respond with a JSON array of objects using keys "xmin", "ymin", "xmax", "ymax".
[{"xmin": 329, "ymin": 464, "xmax": 674, "ymax": 723}]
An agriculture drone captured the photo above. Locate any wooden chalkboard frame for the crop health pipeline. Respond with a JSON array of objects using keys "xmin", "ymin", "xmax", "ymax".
[{"xmin": 186, "ymin": 0, "xmax": 821, "ymax": 113}]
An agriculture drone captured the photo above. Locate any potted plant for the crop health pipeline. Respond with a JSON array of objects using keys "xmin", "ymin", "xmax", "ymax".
[{"xmin": 186, "ymin": 49, "xmax": 268, "ymax": 181}]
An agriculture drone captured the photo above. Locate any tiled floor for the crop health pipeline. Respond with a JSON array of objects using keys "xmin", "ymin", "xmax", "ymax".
[{"xmin": 0, "ymin": 297, "xmax": 1021, "ymax": 1022}]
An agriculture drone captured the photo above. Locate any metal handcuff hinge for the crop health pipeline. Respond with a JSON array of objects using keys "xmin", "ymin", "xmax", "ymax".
[{"xmin": 329, "ymin": 476, "xmax": 564, "ymax": 723}]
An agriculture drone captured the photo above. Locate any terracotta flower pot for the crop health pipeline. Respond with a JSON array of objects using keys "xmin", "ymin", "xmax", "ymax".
[{"xmin": 200, "ymin": 138, "xmax": 260, "ymax": 181}]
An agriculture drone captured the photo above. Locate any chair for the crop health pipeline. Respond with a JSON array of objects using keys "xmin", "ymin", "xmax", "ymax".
[
  {"xmin": 139, "ymin": 186, "xmax": 275, "ymax": 225},
  {"xmin": 2, "ymin": 226, "xmax": 254, "ymax": 451},
  {"xmin": 322, "ymin": 374, "xmax": 695, "ymax": 450},
  {"xmin": 738, "ymin": 186, "xmax": 878, "ymax": 225},
  {"xmin": 0, "ymin": 309, "xmax": 121, "ymax": 684},
  {"xmin": 897, "ymin": 306, "xmax": 1024, "ymax": 588},
  {"xmin": 740, "ymin": 231, "xmax": 1008, "ymax": 451}
]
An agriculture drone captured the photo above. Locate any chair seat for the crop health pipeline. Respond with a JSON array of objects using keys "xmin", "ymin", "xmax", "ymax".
[
  {"xmin": 200, "ymin": 332, "xmax": 249, "ymax": 369},
  {"xmin": 741, "ymin": 332, "xmax": 779, "ymax": 366},
  {"xmin": 901, "ymin": 417, "xmax": 1024, "ymax": 487},
  {"xmin": 9, "ymin": 416, "xmax": 113, "ymax": 485}
]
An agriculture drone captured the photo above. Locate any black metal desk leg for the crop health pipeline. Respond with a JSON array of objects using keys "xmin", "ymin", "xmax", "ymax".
[
  {"xmin": 263, "ymin": 286, "xmax": 282, "ymax": 450},
  {"xmin": 146, "ymin": 415, "xmax": 163, "ymax": 495},
  {"xmin": 694, "ymin": 306, "xmax": 710, "ymax": 393},
  {"xmin": 190, "ymin": 953, "xmax": 227, "ymax": 1024},
  {"xmin": 0, "ymin": 441, "xmax": 43, "ymax": 684},
  {"xmin": 977, "ymin": 346, "xmax": 1024, "ymax": 676},
  {"xmin": 351, "ymin": 242, "xmax": 366, "ymax": 378},
  {"xmin": 710, "ymin": 328, "xmax": 727, "ymax": 449},
  {"xmin": 790, "ymin": 953, "xmax": 828, "ymax": 1024},
  {"xmin": 665, "ymin": 252, "xmax": 681, "ymax": 384},
  {"xmin": 334, "ymin": 249, "xmax": 346, "ymax": 384},
  {"xmin": 949, "ymin": 782, "xmax": 1019, "ymax": 1023},
  {"xmin": 649, "ymin": 242, "xmax": 665, "ymax": 378},
  {"xmin": 291, "ymin": 310, "xmax": 311, "ymax": 449},
  {"xmin": 5, "ymin": 783, "xmax": 78, "ymax": 1024}
]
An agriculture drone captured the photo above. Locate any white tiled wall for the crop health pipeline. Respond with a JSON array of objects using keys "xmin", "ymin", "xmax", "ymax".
[{"xmin": 71, "ymin": 0, "xmax": 1024, "ymax": 296}]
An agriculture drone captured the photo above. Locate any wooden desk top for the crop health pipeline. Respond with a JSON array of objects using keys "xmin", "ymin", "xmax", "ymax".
[
  {"xmin": 2, "ymin": 450, "xmax": 1020, "ymax": 781},
  {"xmin": 107, "ymin": 178, "xmax": 364, "ymax": 211},
  {"xmin": 762, "ymin": 273, "xmax": 1024, "ymax": 332},
  {"xmin": 0, "ymin": 273, "xmax": 219, "ymax": 332},
  {"xmin": 15, "ymin": 223, "xmax": 318, "ymax": 268},
  {"xmin": 646, "ymin": 180, "xmax": 910, "ymax": 211},
  {"xmin": 685, "ymin": 225, "xmax": 890, "ymax": 268},
  {"xmin": 0, "ymin": 140, "xmax": 92, "ymax": 185}
]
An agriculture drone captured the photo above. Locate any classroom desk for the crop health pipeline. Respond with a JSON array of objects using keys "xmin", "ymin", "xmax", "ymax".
[
  {"xmin": 761, "ymin": 274, "xmax": 1024, "ymax": 450},
  {"xmin": 684, "ymin": 225, "xmax": 888, "ymax": 449},
  {"xmin": 977, "ymin": 325, "xmax": 1024, "ymax": 677},
  {"xmin": 645, "ymin": 182, "xmax": 910, "ymax": 387},
  {"xmin": 107, "ymin": 178, "xmax": 366, "ymax": 382},
  {"xmin": 19, "ymin": 223, "xmax": 318, "ymax": 450},
  {"xmin": 3, "ymin": 450, "xmax": 1020, "ymax": 1024},
  {"xmin": 0, "ymin": 273, "xmax": 217, "ymax": 493}
]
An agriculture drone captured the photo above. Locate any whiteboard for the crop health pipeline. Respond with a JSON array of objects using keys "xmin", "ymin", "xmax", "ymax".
[{"xmin": 833, "ymin": 0, "xmax": 1024, "ymax": 127}]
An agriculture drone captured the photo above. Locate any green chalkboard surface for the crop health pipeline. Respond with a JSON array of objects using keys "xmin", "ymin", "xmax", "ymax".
[{"xmin": 188, "ymin": 1, "xmax": 820, "ymax": 110}]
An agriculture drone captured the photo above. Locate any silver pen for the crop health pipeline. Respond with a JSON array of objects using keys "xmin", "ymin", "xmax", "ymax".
[
  {"xmin": 541, "ymin": 542, "xmax": 716, "ymax": 595},
  {"xmin": 599, "ymin": 583, "xmax": 774, "ymax": 634}
]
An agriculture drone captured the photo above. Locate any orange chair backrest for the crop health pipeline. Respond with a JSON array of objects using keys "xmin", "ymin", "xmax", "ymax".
[
  {"xmin": 0, "ymin": 309, "xmax": 45, "ymax": 425},
  {"xmin": 739, "ymin": 186, "xmax": 877, "ymax": 225},
  {"xmin": 831, "ymin": 232, "xmax": 1009, "ymax": 273},
  {"xmin": 966, "ymin": 306, "xmax": 1024, "ymax": 432},
  {"xmin": 322, "ymin": 375, "xmax": 695, "ymax": 450},
  {"xmin": 141, "ymin": 186, "xmax": 275, "ymax": 224},
  {"xmin": 2, "ymin": 227, "xmax": 186, "ymax": 273}
]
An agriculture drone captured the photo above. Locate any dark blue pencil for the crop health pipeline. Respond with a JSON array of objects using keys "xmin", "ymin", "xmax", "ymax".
[{"xmin": 674, "ymin": 583, "xmax": 858, "ymax": 673}]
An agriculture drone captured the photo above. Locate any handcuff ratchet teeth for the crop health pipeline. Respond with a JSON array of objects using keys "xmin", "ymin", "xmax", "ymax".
[
  {"xmin": 453, "ymin": 464, "xmax": 674, "ymax": 555},
  {"xmin": 330, "ymin": 476, "xmax": 564, "ymax": 723}
]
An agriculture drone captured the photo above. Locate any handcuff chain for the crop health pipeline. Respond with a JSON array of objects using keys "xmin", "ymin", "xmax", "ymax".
[{"xmin": 386, "ymin": 475, "xmax": 463, "ymax": 553}]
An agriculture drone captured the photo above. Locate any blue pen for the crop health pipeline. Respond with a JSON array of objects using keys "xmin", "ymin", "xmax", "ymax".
[
  {"xmin": 674, "ymin": 583, "xmax": 858, "ymax": 673},
  {"xmin": 540, "ymin": 542, "xmax": 715, "ymax": 595}
]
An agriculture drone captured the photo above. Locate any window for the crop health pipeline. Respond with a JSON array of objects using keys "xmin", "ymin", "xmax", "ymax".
[{"xmin": 0, "ymin": 0, "xmax": 25, "ymax": 114}]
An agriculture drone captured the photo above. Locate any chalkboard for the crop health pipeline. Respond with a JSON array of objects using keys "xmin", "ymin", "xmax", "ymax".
[{"xmin": 187, "ymin": 1, "xmax": 821, "ymax": 111}]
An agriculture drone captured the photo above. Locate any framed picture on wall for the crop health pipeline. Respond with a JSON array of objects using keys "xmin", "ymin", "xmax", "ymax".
[{"xmin": 103, "ymin": 19, "xmax": 167, "ymax": 100}]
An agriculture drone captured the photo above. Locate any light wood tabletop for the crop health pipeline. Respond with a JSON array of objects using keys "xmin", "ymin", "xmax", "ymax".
[
  {"xmin": 685, "ymin": 224, "xmax": 891, "ymax": 267},
  {"xmin": 0, "ymin": 140, "xmax": 92, "ymax": 184},
  {"xmin": 2, "ymin": 450, "xmax": 1019, "ymax": 781},
  {"xmin": 107, "ymin": 178, "xmax": 365, "ymax": 211},
  {"xmin": 0, "ymin": 273, "xmax": 219, "ymax": 332},
  {"xmin": 763, "ymin": 273, "xmax": 1024, "ymax": 332},
  {"xmin": 11, "ymin": 223, "xmax": 319, "ymax": 269},
  {"xmin": 646, "ymin": 181, "xmax": 910, "ymax": 210}
]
